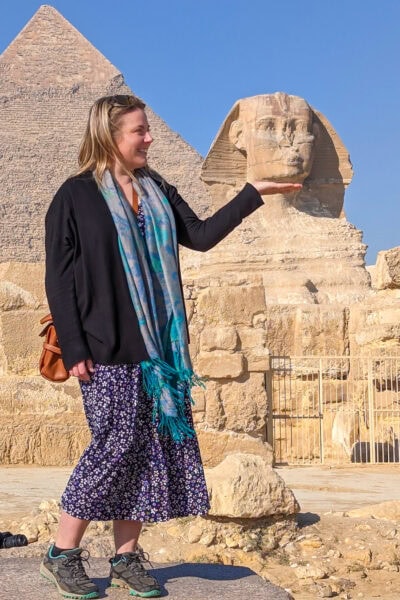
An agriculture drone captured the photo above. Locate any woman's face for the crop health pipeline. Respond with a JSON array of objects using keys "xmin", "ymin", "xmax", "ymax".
[{"xmin": 113, "ymin": 108, "xmax": 153, "ymax": 170}]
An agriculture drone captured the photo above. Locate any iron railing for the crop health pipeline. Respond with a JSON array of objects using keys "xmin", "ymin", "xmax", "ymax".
[{"xmin": 269, "ymin": 355, "xmax": 400, "ymax": 465}]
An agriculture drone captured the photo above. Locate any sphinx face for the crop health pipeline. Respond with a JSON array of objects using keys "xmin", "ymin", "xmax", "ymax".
[{"xmin": 230, "ymin": 95, "xmax": 316, "ymax": 182}]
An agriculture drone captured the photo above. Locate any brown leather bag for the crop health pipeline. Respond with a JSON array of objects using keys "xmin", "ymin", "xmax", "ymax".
[{"xmin": 39, "ymin": 313, "xmax": 70, "ymax": 382}]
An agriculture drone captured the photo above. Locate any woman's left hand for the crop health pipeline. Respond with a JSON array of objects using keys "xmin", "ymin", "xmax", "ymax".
[
  {"xmin": 251, "ymin": 181, "xmax": 303, "ymax": 195},
  {"xmin": 69, "ymin": 359, "xmax": 94, "ymax": 382}
]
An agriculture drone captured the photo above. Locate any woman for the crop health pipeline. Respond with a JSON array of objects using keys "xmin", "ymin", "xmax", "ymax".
[{"xmin": 40, "ymin": 94, "xmax": 301, "ymax": 599}]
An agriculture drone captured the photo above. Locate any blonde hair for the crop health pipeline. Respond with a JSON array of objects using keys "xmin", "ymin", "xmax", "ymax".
[{"xmin": 76, "ymin": 95, "xmax": 146, "ymax": 187}]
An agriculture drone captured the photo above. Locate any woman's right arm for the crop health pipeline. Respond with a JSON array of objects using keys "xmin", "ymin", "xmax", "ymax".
[
  {"xmin": 45, "ymin": 187, "xmax": 91, "ymax": 373},
  {"xmin": 162, "ymin": 180, "xmax": 302, "ymax": 252}
]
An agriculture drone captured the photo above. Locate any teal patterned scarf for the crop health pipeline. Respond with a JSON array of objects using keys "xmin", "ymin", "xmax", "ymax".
[{"xmin": 100, "ymin": 169, "xmax": 202, "ymax": 441}]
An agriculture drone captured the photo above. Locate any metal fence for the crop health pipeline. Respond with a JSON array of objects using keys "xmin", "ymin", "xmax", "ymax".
[{"xmin": 269, "ymin": 355, "xmax": 400, "ymax": 465}]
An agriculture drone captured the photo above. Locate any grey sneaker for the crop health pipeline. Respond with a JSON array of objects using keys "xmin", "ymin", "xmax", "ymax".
[
  {"xmin": 40, "ymin": 545, "xmax": 99, "ymax": 599},
  {"xmin": 109, "ymin": 549, "xmax": 161, "ymax": 597}
]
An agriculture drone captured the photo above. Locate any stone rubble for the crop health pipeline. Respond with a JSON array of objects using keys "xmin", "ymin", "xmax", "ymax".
[{"xmin": 4, "ymin": 499, "xmax": 400, "ymax": 599}]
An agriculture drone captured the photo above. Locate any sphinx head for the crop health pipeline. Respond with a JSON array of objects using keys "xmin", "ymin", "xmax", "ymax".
[
  {"xmin": 202, "ymin": 93, "xmax": 352, "ymax": 218},
  {"xmin": 228, "ymin": 93, "xmax": 317, "ymax": 182},
  {"xmin": 201, "ymin": 92, "xmax": 326, "ymax": 190}
]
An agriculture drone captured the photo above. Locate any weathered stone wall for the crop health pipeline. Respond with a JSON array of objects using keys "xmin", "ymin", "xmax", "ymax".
[
  {"xmin": 1, "ymin": 249, "xmax": 399, "ymax": 467},
  {"xmin": 0, "ymin": 262, "xmax": 274, "ymax": 466}
]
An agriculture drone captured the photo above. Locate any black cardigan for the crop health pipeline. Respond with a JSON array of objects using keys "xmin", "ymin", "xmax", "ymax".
[{"xmin": 45, "ymin": 172, "xmax": 263, "ymax": 370}]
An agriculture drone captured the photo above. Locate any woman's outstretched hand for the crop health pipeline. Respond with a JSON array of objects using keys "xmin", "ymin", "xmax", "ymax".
[
  {"xmin": 69, "ymin": 359, "xmax": 94, "ymax": 382},
  {"xmin": 251, "ymin": 181, "xmax": 303, "ymax": 195}
]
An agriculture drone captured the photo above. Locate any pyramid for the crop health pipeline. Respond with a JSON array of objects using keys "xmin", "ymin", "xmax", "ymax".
[
  {"xmin": 0, "ymin": 5, "xmax": 210, "ymax": 261},
  {"xmin": 0, "ymin": 4, "xmax": 120, "ymax": 87}
]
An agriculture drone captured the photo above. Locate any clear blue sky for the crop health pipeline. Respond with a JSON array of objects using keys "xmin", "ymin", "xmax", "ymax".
[{"xmin": 1, "ymin": 1, "xmax": 399, "ymax": 265}]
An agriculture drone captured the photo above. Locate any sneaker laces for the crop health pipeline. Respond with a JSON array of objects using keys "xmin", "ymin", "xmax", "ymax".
[
  {"xmin": 135, "ymin": 546, "xmax": 154, "ymax": 569},
  {"xmin": 116, "ymin": 547, "xmax": 155, "ymax": 578},
  {"xmin": 64, "ymin": 550, "xmax": 92, "ymax": 583}
]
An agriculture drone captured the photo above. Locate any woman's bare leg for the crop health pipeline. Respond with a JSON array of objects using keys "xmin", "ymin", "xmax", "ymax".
[
  {"xmin": 113, "ymin": 520, "xmax": 142, "ymax": 553},
  {"xmin": 54, "ymin": 510, "xmax": 90, "ymax": 548}
]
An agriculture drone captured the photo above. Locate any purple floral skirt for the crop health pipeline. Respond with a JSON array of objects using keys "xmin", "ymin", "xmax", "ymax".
[{"xmin": 61, "ymin": 363, "xmax": 210, "ymax": 522}]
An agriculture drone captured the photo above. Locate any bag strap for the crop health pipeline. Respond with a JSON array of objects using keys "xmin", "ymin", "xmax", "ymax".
[
  {"xmin": 40, "ymin": 313, "xmax": 53, "ymax": 325},
  {"xmin": 39, "ymin": 313, "xmax": 54, "ymax": 337},
  {"xmin": 42, "ymin": 342, "xmax": 62, "ymax": 355}
]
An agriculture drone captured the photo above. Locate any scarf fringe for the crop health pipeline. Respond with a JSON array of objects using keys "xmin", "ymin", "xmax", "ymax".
[{"xmin": 141, "ymin": 358, "xmax": 205, "ymax": 442}]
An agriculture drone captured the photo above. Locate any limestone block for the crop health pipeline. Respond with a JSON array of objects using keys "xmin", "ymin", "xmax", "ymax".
[
  {"xmin": 202, "ymin": 381, "xmax": 225, "ymax": 430},
  {"xmin": 188, "ymin": 338, "xmax": 200, "ymax": 362},
  {"xmin": 196, "ymin": 286, "xmax": 266, "ymax": 326},
  {"xmin": 190, "ymin": 384, "xmax": 206, "ymax": 413},
  {"xmin": 373, "ymin": 247, "xmax": 400, "ymax": 290},
  {"xmin": 347, "ymin": 501, "xmax": 400, "ymax": 521},
  {"xmin": 264, "ymin": 305, "xmax": 349, "ymax": 373},
  {"xmin": 205, "ymin": 453, "xmax": 299, "ymax": 518},
  {"xmin": 1, "ymin": 310, "xmax": 43, "ymax": 374},
  {"xmin": 349, "ymin": 298, "xmax": 400, "ymax": 355},
  {"xmin": 294, "ymin": 564, "xmax": 329, "ymax": 579},
  {"xmin": 0, "ymin": 375, "xmax": 81, "ymax": 416},
  {"xmin": 293, "ymin": 305, "xmax": 349, "ymax": 357},
  {"xmin": 341, "ymin": 547, "xmax": 372, "ymax": 565},
  {"xmin": 54, "ymin": 414, "xmax": 85, "ymax": 459},
  {"xmin": 262, "ymin": 271, "xmax": 319, "ymax": 304},
  {"xmin": 219, "ymin": 373, "xmax": 267, "ymax": 435},
  {"xmin": 237, "ymin": 326, "xmax": 270, "ymax": 371},
  {"xmin": 0, "ymin": 281, "xmax": 39, "ymax": 311},
  {"xmin": 0, "ymin": 417, "xmax": 90, "ymax": 465},
  {"xmin": 196, "ymin": 428, "xmax": 273, "ymax": 467},
  {"xmin": 184, "ymin": 298, "xmax": 194, "ymax": 324},
  {"xmin": 189, "ymin": 380, "xmax": 233, "ymax": 431},
  {"xmin": 200, "ymin": 326, "xmax": 238, "ymax": 352},
  {"xmin": 0, "ymin": 262, "xmax": 46, "ymax": 305},
  {"xmin": 196, "ymin": 351, "xmax": 244, "ymax": 379},
  {"xmin": 237, "ymin": 326, "xmax": 267, "ymax": 349},
  {"xmin": 191, "ymin": 411, "xmax": 203, "ymax": 426},
  {"xmin": 263, "ymin": 305, "xmax": 297, "ymax": 356},
  {"xmin": 0, "ymin": 376, "xmax": 88, "ymax": 465}
]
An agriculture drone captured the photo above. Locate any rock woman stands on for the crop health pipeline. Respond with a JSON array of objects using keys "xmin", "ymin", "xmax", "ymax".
[{"xmin": 40, "ymin": 94, "xmax": 301, "ymax": 599}]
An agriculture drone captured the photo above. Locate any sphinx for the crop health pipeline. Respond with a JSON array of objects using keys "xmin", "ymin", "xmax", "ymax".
[{"xmin": 181, "ymin": 92, "xmax": 369, "ymax": 305}]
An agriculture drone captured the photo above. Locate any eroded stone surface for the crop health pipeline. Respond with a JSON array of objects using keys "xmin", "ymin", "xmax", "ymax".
[
  {"xmin": 196, "ymin": 429, "xmax": 273, "ymax": 468},
  {"xmin": 0, "ymin": 375, "xmax": 88, "ymax": 465},
  {"xmin": 372, "ymin": 246, "xmax": 400, "ymax": 290},
  {"xmin": 347, "ymin": 500, "xmax": 400, "ymax": 521},
  {"xmin": 205, "ymin": 453, "xmax": 299, "ymax": 518}
]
